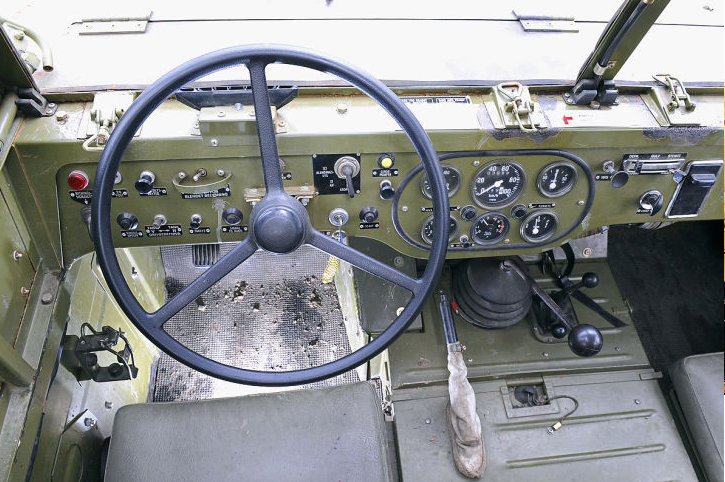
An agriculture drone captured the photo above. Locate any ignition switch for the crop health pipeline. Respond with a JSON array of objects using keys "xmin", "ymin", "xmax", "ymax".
[
  {"xmin": 638, "ymin": 190, "xmax": 664, "ymax": 216},
  {"xmin": 328, "ymin": 208, "xmax": 349, "ymax": 227}
]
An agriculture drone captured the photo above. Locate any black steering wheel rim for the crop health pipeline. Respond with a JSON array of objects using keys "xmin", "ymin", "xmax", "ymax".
[{"xmin": 91, "ymin": 44, "xmax": 449, "ymax": 386}]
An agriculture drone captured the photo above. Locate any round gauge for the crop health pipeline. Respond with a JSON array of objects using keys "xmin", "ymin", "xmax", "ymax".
[
  {"xmin": 421, "ymin": 215, "xmax": 459, "ymax": 245},
  {"xmin": 471, "ymin": 160, "xmax": 526, "ymax": 208},
  {"xmin": 470, "ymin": 212, "xmax": 510, "ymax": 245},
  {"xmin": 520, "ymin": 210, "xmax": 559, "ymax": 243},
  {"xmin": 537, "ymin": 161, "xmax": 577, "ymax": 198},
  {"xmin": 420, "ymin": 164, "xmax": 461, "ymax": 199}
]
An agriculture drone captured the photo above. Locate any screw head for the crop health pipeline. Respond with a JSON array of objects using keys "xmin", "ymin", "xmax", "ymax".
[
  {"xmin": 634, "ymin": 399, "xmax": 641, "ymax": 405},
  {"xmin": 424, "ymin": 418, "xmax": 431, "ymax": 424},
  {"xmin": 105, "ymin": 401, "xmax": 114, "ymax": 409},
  {"xmin": 582, "ymin": 247, "xmax": 593, "ymax": 257},
  {"xmin": 217, "ymin": 169, "xmax": 225, "ymax": 177},
  {"xmin": 336, "ymin": 103, "xmax": 348, "ymax": 114},
  {"xmin": 84, "ymin": 417, "xmax": 96, "ymax": 428},
  {"xmin": 55, "ymin": 110, "xmax": 68, "ymax": 122},
  {"xmin": 401, "ymin": 206, "xmax": 408, "ymax": 212},
  {"xmin": 41, "ymin": 293, "xmax": 54, "ymax": 305},
  {"xmin": 210, "ymin": 139, "xmax": 219, "ymax": 147}
]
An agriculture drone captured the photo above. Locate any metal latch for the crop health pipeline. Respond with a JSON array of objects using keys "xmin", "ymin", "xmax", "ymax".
[
  {"xmin": 82, "ymin": 91, "xmax": 135, "ymax": 151},
  {"xmin": 646, "ymin": 74, "xmax": 701, "ymax": 126},
  {"xmin": 490, "ymin": 82, "xmax": 546, "ymax": 132},
  {"xmin": 77, "ymin": 12, "xmax": 152, "ymax": 35}
]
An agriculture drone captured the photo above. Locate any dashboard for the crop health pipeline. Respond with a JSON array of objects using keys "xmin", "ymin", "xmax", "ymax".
[{"xmin": 7, "ymin": 89, "xmax": 721, "ymax": 266}]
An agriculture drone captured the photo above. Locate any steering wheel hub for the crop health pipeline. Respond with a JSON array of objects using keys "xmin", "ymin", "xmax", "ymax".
[{"xmin": 252, "ymin": 202, "xmax": 307, "ymax": 253}]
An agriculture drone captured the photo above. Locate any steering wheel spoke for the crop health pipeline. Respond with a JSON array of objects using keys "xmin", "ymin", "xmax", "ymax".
[
  {"xmin": 248, "ymin": 60, "xmax": 283, "ymax": 193},
  {"xmin": 308, "ymin": 230, "xmax": 420, "ymax": 293},
  {"xmin": 148, "ymin": 238, "xmax": 258, "ymax": 328}
]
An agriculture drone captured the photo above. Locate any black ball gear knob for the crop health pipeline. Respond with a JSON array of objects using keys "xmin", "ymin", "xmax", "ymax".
[
  {"xmin": 581, "ymin": 272, "xmax": 599, "ymax": 288},
  {"xmin": 568, "ymin": 324, "xmax": 603, "ymax": 357}
]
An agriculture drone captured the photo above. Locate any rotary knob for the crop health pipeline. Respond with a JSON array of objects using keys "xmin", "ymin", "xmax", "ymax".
[
  {"xmin": 116, "ymin": 212, "xmax": 138, "ymax": 230},
  {"xmin": 379, "ymin": 181, "xmax": 395, "ymax": 200},
  {"xmin": 222, "ymin": 208, "xmax": 243, "ymax": 225},
  {"xmin": 359, "ymin": 206, "xmax": 379, "ymax": 223}
]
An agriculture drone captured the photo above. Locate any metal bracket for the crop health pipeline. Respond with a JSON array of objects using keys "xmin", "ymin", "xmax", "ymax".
[
  {"xmin": 15, "ymin": 87, "xmax": 57, "ymax": 117},
  {"xmin": 82, "ymin": 91, "xmax": 135, "ymax": 151},
  {"xmin": 491, "ymin": 82, "xmax": 545, "ymax": 132},
  {"xmin": 653, "ymin": 74, "xmax": 695, "ymax": 112},
  {"xmin": 512, "ymin": 11, "xmax": 578, "ymax": 33},
  {"xmin": 566, "ymin": 79, "xmax": 619, "ymax": 106},
  {"xmin": 62, "ymin": 324, "xmax": 138, "ymax": 382}
]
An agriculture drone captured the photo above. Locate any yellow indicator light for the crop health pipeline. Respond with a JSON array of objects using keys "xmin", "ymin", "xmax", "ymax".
[{"xmin": 380, "ymin": 157, "xmax": 393, "ymax": 168}]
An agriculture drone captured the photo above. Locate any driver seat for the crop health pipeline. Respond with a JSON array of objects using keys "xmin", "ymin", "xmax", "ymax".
[{"xmin": 104, "ymin": 382, "xmax": 393, "ymax": 481}]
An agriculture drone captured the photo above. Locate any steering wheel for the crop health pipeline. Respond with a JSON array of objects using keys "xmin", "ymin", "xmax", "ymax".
[{"xmin": 91, "ymin": 45, "xmax": 449, "ymax": 386}]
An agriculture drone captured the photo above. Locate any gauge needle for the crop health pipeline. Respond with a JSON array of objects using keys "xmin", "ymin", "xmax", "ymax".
[
  {"xmin": 477, "ymin": 179, "xmax": 503, "ymax": 195},
  {"xmin": 549, "ymin": 169, "xmax": 559, "ymax": 190},
  {"xmin": 532, "ymin": 218, "xmax": 540, "ymax": 235}
]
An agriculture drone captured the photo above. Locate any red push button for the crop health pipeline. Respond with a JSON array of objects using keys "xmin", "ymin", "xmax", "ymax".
[{"xmin": 67, "ymin": 170, "xmax": 89, "ymax": 190}]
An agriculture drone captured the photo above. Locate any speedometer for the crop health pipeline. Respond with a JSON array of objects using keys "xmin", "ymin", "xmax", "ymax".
[
  {"xmin": 471, "ymin": 160, "xmax": 526, "ymax": 208},
  {"xmin": 420, "ymin": 164, "xmax": 461, "ymax": 199}
]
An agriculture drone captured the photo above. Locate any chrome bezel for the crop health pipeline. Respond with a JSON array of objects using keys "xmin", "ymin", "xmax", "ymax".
[
  {"xmin": 536, "ymin": 161, "xmax": 578, "ymax": 198},
  {"xmin": 420, "ymin": 215, "xmax": 459, "ymax": 245},
  {"xmin": 520, "ymin": 210, "xmax": 559, "ymax": 243},
  {"xmin": 470, "ymin": 160, "xmax": 527, "ymax": 209},
  {"xmin": 420, "ymin": 164, "xmax": 462, "ymax": 199},
  {"xmin": 470, "ymin": 211, "xmax": 510, "ymax": 245}
]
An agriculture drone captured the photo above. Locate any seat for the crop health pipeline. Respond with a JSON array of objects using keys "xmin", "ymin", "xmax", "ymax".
[
  {"xmin": 104, "ymin": 382, "xmax": 393, "ymax": 482},
  {"xmin": 670, "ymin": 352, "xmax": 724, "ymax": 482}
]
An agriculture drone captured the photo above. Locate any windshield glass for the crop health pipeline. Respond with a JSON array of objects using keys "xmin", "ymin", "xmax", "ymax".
[{"xmin": 4, "ymin": 0, "xmax": 723, "ymax": 91}]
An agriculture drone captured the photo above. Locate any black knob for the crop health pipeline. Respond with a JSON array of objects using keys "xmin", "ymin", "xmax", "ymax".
[
  {"xmin": 581, "ymin": 272, "xmax": 599, "ymax": 289},
  {"xmin": 610, "ymin": 171, "xmax": 629, "ymax": 188},
  {"xmin": 379, "ymin": 181, "xmax": 395, "ymax": 200},
  {"xmin": 359, "ymin": 207, "xmax": 379, "ymax": 223},
  {"xmin": 116, "ymin": 212, "xmax": 138, "ymax": 230},
  {"xmin": 460, "ymin": 205, "xmax": 477, "ymax": 221},
  {"xmin": 134, "ymin": 170, "xmax": 155, "ymax": 194},
  {"xmin": 222, "ymin": 208, "xmax": 243, "ymax": 225},
  {"xmin": 551, "ymin": 324, "xmax": 568, "ymax": 339},
  {"xmin": 190, "ymin": 214, "xmax": 202, "ymax": 230},
  {"xmin": 568, "ymin": 324, "xmax": 603, "ymax": 357},
  {"xmin": 511, "ymin": 204, "xmax": 527, "ymax": 220}
]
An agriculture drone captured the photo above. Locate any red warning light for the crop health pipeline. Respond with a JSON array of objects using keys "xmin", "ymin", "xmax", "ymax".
[{"xmin": 67, "ymin": 170, "xmax": 89, "ymax": 190}]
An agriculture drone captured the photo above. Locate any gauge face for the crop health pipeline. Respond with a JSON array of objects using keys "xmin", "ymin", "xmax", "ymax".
[
  {"xmin": 537, "ymin": 161, "xmax": 577, "ymax": 198},
  {"xmin": 520, "ymin": 210, "xmax": 559, "ymax": 243},
  {"xmin": 420, "ymin": 165, "xmax": 461, "ymax": 199},
  {"xmin": 470, "ymin": 212, "xmax": 510, "ymax": 245},
  {"xmin": 471, "ymin": 161, "xmax": 526, "ymax": 208},
  {"xmin": 421, "ymin": 215, "xmax": 459, "ymax": 245}
]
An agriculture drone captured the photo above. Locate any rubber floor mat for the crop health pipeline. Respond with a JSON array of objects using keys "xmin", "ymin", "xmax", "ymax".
[{"xmin": 153, "ymin": 244, "xmax": 359, "ymax": 402}]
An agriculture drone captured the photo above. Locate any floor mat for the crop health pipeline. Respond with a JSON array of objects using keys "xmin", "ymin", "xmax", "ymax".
[
  {"xmin": 607, "ymin": 221, "xmax": 723, "ymax": 381},
  {"xmin": 153, "ymin": 244, "xmax": 358, "ymax": 402}
]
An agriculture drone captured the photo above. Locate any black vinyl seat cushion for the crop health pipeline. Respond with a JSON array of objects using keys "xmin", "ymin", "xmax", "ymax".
[
  {"xmin": 104, "ymin": 382, "xmax": 392, "ymax": 482},
  {"xmin": 670, "ymin": 352, "xmax": 724, "ymax": 482}
]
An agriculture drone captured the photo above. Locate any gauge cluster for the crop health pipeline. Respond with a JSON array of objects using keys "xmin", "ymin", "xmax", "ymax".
[{"xmin": 401, "ymin": 155, "xmax": 588, "ymax": 250}]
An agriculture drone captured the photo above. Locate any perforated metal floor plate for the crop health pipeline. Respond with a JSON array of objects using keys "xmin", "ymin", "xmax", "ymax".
[{"xmin": 153, "ymin": 244, "xmax": 358, "ymax": 401}]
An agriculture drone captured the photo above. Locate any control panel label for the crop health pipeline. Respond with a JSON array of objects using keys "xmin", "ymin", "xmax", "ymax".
[
  {"xmin": 359, "ymin": 222, "xmax": 380, "ymax": 230},
  {"xmin": 221, "ymin": 225, "xmax": 249, "ymax": 234},
  {"xmin": 144, "ymin": 224, "xmax": 182, "ymax": 237},
  {"xmin": 190, "ymin": 227, "xmax": 212, "ymax": 234},
  {"xmin": 595, "ymin": 174, "xmax": 612, "ymax": 181},
  {"xmin": 140, "ymin": 187, "xmax": 168, "ymax": 196},
  {"xmin": 372, "ymin": 168, "xmax": 399, "ymax": 177},
  {"xmin": 623, "ymin": 153, "xmax": 686, "ymax": 161},
  {"xmin": 180, "ymin": 184, "xmax": 231, "ymax": 199},
  {"xmin": 528, "ymin": 202, "xmax": 556, "ymax": 209},
  {"xmin": 635, "ymin": 208, "xmax": 651, "ymax": 215},
  {"xmin": 400, "ymin": 96, "xmax": 471, "ymax": 104},
  {"xmin": 68, "ymin": 189, "xmax": 128, "ymax": 205},
  {"xmin": 312, "ymin": 153, "xmax": 361, "ymax": 195},
  {"xmin": 421, "ymin": 206, "xmax": 460, "ymax": 212},
  {"xmin": 120, "ymin": 230, "xmax": 143, "ymax": 238}
]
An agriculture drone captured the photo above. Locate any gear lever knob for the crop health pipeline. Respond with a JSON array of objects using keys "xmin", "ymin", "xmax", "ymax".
[
  {"xmin": 581, "ymin": 272, "xmax": 599, "ymax": 289},
  {"xmin": 568, "ymin": 324, "xmax": 603, "ymax": 357}
]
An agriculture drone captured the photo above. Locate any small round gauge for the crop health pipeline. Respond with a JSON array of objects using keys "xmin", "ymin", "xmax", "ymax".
[
  {"xmin": 420, "ymin": 164, "xmax": 461, "ymax": 199},
  {"xmin": 537, "ymin": 161, "xmax": 577, "ymax": 198},
  {"xmin": 520, "ymin": 210, "xmax": 559, "ymax": 243},
  {"xmin": 470, "ymin": 212, "xmax": 510, "ymax": 245},
  {"xmin": 421, "ymin": 215, "xmax": 459, "ymax": 245},
  {"xmin": 471, "ymin": 160, "xmax": 526, "ymax": 208}
]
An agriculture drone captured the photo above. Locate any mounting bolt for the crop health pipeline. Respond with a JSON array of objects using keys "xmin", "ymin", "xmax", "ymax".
[
  {"xmin": 217, "ymin": 169, "xmax": 226, "ymax": 177},
  {"xmin": 401, "ymin": 206, "xmax": 408, "ymax": 212},
  {"xmin": 542, "ymin": 352, "xmax": 549, "ymax": 358},
  {"xmin": 210, "ymin": 139, "xmax": 219, "ymax": 147},
  {"xmin": 582, "ymin": 247, "xmax": 593, "ymax": 257},
  {"xmin": 20, "ymin": 286, "xmax": 30, "ymax": 297},
  {"xmin": 425, "ymin": 418, "xmax": 431, "ymax": 424},
  {"xmin": 41, "ymin": 293, "xmax": 54, "ymax": 305},
  {"xmin": 177, "ymin": 171, "xmax": 187, "ymax": 180},
  {"xmin": 12, "ymin": 250, "xmax": 23, "ymax": 261},
  {"xmin": 217, "ymin": 110, "xmax": 226, "ymax": 117},
  {"xmin": 277, "ymin": 119, "xmax": 287, "ymax": 127},
  {"xmin": 84, "ymin": 417, "xmax": 96, "ymax": 428},
  {"xmin": 55, "ymin": 110, "xmax": 68, "ymax": 122},
  {"xmin": 336, "ymin": 103, "xmax": 348, "ymax": 114},
  {"xmin": 473, "ymin": 160, "xmax": 480, "ymax": 166},
  {"xmin": 105, "ymin": 401, "xmax": 114, "ymax": 409},
  {"xmin": 634, "ymin": 399, "xmax": 641, "ymax": 405}
]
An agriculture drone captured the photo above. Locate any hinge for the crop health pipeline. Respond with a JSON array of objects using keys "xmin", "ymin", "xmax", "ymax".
[
  {"xmin": 15, "ymin": 87, "xmax": 57, "ymax": 117},
  {"xmin": 489, "ymin": 82, "xmax": 546, "ymax": 132},
  {"xmin": 77, "ymin": 11, "xmax": 152, "ymax": 35},
  {"xmin": 512, "ymin": 11, "xmax": 578, "ymax": 33},
  {"xmin": 82, "ymin": 91, "xmax": 135, "ymax": 151}
]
